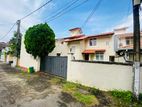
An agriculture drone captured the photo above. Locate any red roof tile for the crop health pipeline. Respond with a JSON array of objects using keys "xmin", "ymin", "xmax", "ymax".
[
  {"xmin": 82, "ymin": 49, "xmax": 106, "ymax": 54},
  {"xmin": 87, "ymin": 32, "xmax": 114, "ymax": 38},
  {"xmin": 63, "ymin": 32, "xmax": 114, "ymax": 42},
  {"xmin": 69, "ymin": 27, "xmax": 81, "ymax": 31},
  {"xmin": 64, "ymin": 36, "xmax": 87, "ymax": 42}
]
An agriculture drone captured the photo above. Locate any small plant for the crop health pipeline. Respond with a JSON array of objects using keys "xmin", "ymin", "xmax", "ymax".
[{"xmin": 110, "ymin": 90, "xmax": 133, "ymax": 103}]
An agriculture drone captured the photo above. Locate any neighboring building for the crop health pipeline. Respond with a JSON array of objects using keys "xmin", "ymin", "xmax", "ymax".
[
  {"xmin": 0, "ymin": 42, "xmax": 7, "ymax": 59},
  {"xmin": 48, "ymin": 38, "xmax": 68, "ymax": 56},
  {"xmin": 115, "ymin": 27, "xmax": 142, "ymax": 62},
  {"xmin": 20, "ymin": 27, "xmax": 142, "ymax": 71},
  {"xmin": 64, "ymin": 28, "xmax": 115, "ymax": 62}
]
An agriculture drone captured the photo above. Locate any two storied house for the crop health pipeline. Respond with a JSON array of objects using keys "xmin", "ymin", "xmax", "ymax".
[{"xmin": 50, "ymin": 27, "xmax": 116, "ymax": 62}]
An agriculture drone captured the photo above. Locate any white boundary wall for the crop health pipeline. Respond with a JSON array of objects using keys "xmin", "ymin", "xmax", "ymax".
[
  {"xmin": 19, "ymin": 36, "xmax": 40, "ymax": 71},
  {"xmin": 67, "ymin": 55, "xmax": 142, "ymax": 92}
]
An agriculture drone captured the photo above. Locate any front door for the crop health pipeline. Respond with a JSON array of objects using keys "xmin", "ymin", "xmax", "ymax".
[{"xmin": 85, "ymin": 54, "xmax": 89, "ymax": 61}]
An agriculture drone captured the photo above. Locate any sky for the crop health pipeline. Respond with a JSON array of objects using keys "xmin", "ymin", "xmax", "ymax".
[{"xmin": 0, "ymin": 0, "xmax": 141, "ymax": 42}]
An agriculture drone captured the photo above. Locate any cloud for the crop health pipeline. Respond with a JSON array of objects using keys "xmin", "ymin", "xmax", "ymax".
[
  {"xmin": 0, "ymin": 0, "xmax": 54, "ymax": 42},
  {"xmin": 105, "ymin": 8, "xmax": 142, "ymax": 33}
]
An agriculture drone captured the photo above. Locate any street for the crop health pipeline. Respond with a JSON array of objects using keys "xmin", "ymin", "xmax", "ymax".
[{"xmin": 0, "ymin": 62, "xmax": 83, "ymax": 107}]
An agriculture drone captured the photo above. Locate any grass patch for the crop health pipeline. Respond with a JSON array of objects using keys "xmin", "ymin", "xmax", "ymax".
[
  {"xmin": 62, "ymin": 82, "xmax": 99, "ymax": 106},
  {"xmin": 74, "ymin": 92, "xmax": 99, "ymax": 106},
  {"xmin": 63, "ymin": 82, "xmax": 78, "ymax": 93},
  {"xmin": 49, "ymin": 77, "xmax": 63, "ymax": 85}
]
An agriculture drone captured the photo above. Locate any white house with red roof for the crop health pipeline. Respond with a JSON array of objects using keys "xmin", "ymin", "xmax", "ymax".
[
  {"xmin": 20, "ymin": 27, "xmax": 141, "ymax": 71},
  {"xmin": 48, "ymin": 27, "xmax": 116, "ymax": 62}
]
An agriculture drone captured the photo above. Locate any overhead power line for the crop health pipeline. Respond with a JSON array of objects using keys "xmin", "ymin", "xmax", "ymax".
[
  {"xmin": 44, "ymin": 0, "xmax": 79, "ymax": 22},
  {"xmin": 20, "ymin": 0, "xmax": 53, "ymax": 20},
  {"xmin": 0, "ymin": 23, "xmax": 16, "ymax": 41},
  {"xmin": 45, "ymin": 0, "xmax": 89, "ymax": 22},
  {"xmin": 81, "ymin": 0, "xmax": 103, "ymax": 28}
]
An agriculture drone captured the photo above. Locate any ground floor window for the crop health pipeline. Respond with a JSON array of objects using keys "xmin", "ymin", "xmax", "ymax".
[{"xmin": 96, "ymin": 53, "xmax": 104, "ymax": 61}]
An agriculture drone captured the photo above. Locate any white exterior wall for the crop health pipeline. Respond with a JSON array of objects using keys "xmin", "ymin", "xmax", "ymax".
[
  {"xmin": 67, "ymin": 40, "xmax": 85, "ymax": 60},
  {"xmin": 0, "ymin": 49, "xmax": 6, "ymax": 62},
  {"xmin": 49, "ymin": 39, "xmax": 68, "ymax": 56},
  {"xmin": 85, "ymin": 35, "xmax": 115, "ymax": 61},
  {"xmin": 70, "ymin": 29, "xmax": 82, "ymax": 36},
  {"xmin": 19, "ymin": 36, "xmax": 40, "ymax": 71},
  {"xmin": 67, "ymin": 56, "xmax": 142, "ymax": 92}
]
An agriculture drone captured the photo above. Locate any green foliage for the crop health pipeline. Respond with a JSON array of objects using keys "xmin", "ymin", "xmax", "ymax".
[
  {"xmin": 110, "ymin": 90, "xmax": 133, "ymax": 103},
  {"xmin": 88, "ymin": 87, "xmax": 101, "ymax": 96},
  {"xmin": 8, "ymin": 32, "xmax": 22, "ymax": 57},
  {"xmin": 24, "ymin": 23, "xmax": 55, "ymax": 58},
  {"xmin": 63, "ymin": 82, "xmax": 99, "ymax": 106},
  {"xmin": 139, "ymin": 93, "xmax": 142, "ymax": 101},
  {"xmin": 63, "ymin": 82, "xmax": 78, "ymax": 93},
  {"xmin": 74, "ymin": 92, "xmax": 99, "ymax": 106}
]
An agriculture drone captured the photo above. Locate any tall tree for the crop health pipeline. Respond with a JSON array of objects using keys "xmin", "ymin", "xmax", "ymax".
[
  {"xmin": 24, "ymin": 23, "xmax": 55, "ymax": 58},
  {"xmin": 8, "ymin": 31, "xmax": 22, "ymax": 58}
]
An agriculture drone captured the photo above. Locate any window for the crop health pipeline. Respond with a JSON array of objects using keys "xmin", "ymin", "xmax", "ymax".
[
  {"xmin": 126, "ymin": 39, "xmax": 130, "ymax": 45},
  {"xmin": 70, "ymin": 46, "xmax": 76, "ymax": 53},
  {"xmin": 96, "ymin": 53, "xmax": 104, "ymax": 61},
  {"xmin": 90, "ymin": 38, "xmax": 96, "ymax": 46},
  {"xmin": 106, "ymin": 41, "xmax": 109, "ymax": 46},
  {"xmin": 57, "ymin": 53, "xmax": 61, "ymax": 56}
]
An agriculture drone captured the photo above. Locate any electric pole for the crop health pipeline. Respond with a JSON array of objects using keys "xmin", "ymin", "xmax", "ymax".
[
  {"xmin": 16, "ymin": 20, "xmax": 21, "ymax": 65},
  {"xmin": 133, "ymin": 0, "xmax": 141, "ymax": 99}
]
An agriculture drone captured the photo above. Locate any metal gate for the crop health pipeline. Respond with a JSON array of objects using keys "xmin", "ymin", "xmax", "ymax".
[{"xmin": 40, "ymin": 56, "xmax": 68, "ymax": 79}]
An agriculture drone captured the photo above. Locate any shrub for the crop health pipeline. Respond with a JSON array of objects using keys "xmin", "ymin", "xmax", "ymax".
[
  {"xmin": 88, "ymin": 87, "xmax": 101, "ymax": 96},
  {"xmin": 24, "ymin": 23, "xmax": 55, "ymax": 58},
  {"xmin": 139, "ymin": 93, "xmax": 142, "ymax": 101},
  {"xmin": 110, "ymin": 90, "xmax": 133, "ymax": 103}
]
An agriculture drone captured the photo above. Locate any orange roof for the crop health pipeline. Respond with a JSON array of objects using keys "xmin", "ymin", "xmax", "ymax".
[
  {"xmin": 64, "ymin": 32, "xmax": 114, "ymax": 42},
  {"xmin": 69, "ymin": 27, "xmax": 81, "ymax": 31},
  {"xmin": 82, "ymin": 49, "xmax": 106, "ymax": 54},
  {"xmin": 64, "ymin": 35, "xmax": 87, "ymax": 42},
  {"xmin": 87, "ymin": 32, "xmax": 114, "ymax": 38},
  {"xmin": 82, "ymin": 49, "xmax": 95, "ymax": 54},
  {"xmin": 64, "ymin": 35, "xmax": 85, "ymax": 39}
]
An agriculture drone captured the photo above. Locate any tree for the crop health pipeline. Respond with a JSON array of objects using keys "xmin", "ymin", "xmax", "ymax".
[
  {"xmin": 8, "ymin": 31, "xmax": 22, "ymax": 58},
  {"xmin": 24, "ymin": 23, "xmax": 55, "ymax": 58}
]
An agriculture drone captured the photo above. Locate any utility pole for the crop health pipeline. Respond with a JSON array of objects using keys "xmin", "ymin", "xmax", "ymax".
[
  {"xmin": 16, "ymin": 20, "xmax": 21, "ymax": 65},
  {"xmin": 133, "ymin": 0, "xmax": 141, "ymax": 99}
]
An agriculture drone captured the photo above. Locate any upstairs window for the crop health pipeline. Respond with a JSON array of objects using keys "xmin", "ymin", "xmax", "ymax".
[
  {"xmin": 106, "ymin": 41, "xmax": 109, "ymax": 46},
  {"xmin": 126, "ymin": 39, "xmax": 130, "ymax": 45},
  {"xmin": 70, "ymin": 46, "xmax": 76, "ymax": 53},
  {"xmin": 90, "ymin": 38, "xmax": 97, "ymax": 46}
]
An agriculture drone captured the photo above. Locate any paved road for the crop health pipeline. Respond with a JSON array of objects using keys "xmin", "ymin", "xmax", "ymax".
[{"xmin": 0, "ymin": 62, "xmax": 83, "ymax": 107}]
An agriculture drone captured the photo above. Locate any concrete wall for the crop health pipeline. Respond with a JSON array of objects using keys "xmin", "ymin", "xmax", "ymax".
[
  {"xmin": 67, "ymin": 56, "xmax": 142, "ymax": 92},
  {"xmin": 20, "ymin": 38, "xmax": 68, "ymax": 71},
  {"xmin": 19, "ymin": 36, "xmax": 40, "ymax": 71},
  {"xmin": 48, "ymin": 39, "xmax": 68, "ymax": 56}
]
